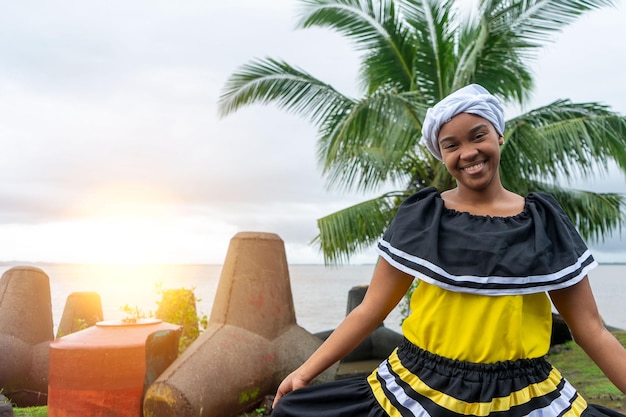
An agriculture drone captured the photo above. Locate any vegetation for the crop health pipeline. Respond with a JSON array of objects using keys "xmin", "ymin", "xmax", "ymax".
[
  {"xmin": 237, "ymin": 406, "xmax": 270, "ymax": 417},
  {"xmin": 547, "ymin": 331, "xmax": 626, "ymax": 412},
  {"xmin": 154, "ymin": 284, "xmax": 208, "ymax": 354},
  {"xmin": 120, "ymin": 303, "xmax": 149, "ymax": 322},
  {"xmin": 13, "ymin": 406, "xmax": 47, "ymax": 417},
  {"xmin": 120, "ymin": 283, "xmax": 207, "ymax": 354},
  {"xmin": 219, "ymin": 0, "xmax": 626, "ymax": 265}
]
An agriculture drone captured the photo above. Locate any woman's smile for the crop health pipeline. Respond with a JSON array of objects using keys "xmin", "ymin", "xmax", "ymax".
[{"xmin": 461, "ymin": 161, "xmax": 486, "ymax": 174}]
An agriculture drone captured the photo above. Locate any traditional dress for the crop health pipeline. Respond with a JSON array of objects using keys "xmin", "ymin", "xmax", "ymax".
[{"xmin": 272, "ymin": 187, "xmax": 622, "ymax": 417}]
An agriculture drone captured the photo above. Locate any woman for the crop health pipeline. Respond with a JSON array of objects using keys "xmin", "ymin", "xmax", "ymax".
[{"xmin": 271, "ymin": 84, "xmax": 626, "ymax": 417}]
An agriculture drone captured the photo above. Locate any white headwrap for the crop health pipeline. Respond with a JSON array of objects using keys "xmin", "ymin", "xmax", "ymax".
[{"xmin": 421, "ymin": 84, "xmax": 504, "ymax": 160}]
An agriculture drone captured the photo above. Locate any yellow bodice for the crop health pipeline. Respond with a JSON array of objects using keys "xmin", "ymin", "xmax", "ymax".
[{"xmin": 402, "ymin": 280, "xmax": 553, "ymax": 363}]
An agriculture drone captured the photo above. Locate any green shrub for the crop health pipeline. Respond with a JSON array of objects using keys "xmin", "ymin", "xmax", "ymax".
[{"xmin": 154, "ymin": 284, "xmax": 207, "ymax": 354}]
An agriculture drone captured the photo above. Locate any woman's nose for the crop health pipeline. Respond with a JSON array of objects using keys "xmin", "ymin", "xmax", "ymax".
[{"xmin": 459, "ymin": 144, "xmax": 479, "ymax": 160}]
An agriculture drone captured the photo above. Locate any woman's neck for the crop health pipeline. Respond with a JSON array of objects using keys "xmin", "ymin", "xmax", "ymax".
[{"xmin": 440, "ymin": 185, "xmax": 525, "ymax": 217}]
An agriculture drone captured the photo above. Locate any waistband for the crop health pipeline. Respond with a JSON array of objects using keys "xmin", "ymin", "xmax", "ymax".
[{"xmin": 397, "ymin": 338, "xmax": 553, "ymax": 381}]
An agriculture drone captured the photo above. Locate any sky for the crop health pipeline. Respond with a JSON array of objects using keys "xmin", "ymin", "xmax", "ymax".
[{"xmin": 0, "ymin": 0, "xmax": 625, "ymax": 265}]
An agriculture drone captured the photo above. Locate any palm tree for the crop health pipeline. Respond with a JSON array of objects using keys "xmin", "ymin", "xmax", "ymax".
[{"xmin": 219, "ymin": 0, "xmax": 626, "ymax": 265}]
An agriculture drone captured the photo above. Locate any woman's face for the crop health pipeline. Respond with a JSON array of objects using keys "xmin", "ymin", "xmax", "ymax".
[{"xmin": 437, "ymin": 112, "xmax": 504, "ymax": 192}]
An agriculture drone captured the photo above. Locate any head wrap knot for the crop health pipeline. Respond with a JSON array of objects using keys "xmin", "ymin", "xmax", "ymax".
[{"xmin": 421, "ymin": 84, "xmax": 504, "ymax": 160}]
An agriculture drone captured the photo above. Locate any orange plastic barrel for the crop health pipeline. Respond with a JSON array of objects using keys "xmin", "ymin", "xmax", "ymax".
[{"xmin": 48, "ymin": 318, "xmax": 180, "ymax": 417}]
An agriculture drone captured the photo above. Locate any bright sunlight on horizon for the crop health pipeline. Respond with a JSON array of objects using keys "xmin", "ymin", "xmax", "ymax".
[{"xmin": 1, "ymin": 181, "xmax": 238, "ymax": 265}]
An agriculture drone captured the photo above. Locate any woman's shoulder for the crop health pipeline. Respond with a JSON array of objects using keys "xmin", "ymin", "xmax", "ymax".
[
  {"xmin": 526, "ymin": 191, "xmax": 563, "ymax": 207},
  {"xmin": 394, "ymin": 187, "xmax": 578, "ymax": 225},
  {"xmin": 524, "ymin": 191, "xmax": 571, "ymax": 220},
  {"xmin": 394, "ymin": 187, "xmax": 443, "ymax": 219},
  {"xmin": 402, "ymin": 186, "xmax": 440, "ymax": 203},
  {"xmin": 393, "ymin": 187, "xmax": 440, "ymax": 212}
]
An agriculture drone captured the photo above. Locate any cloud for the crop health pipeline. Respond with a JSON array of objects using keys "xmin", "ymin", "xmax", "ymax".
[{"xmin": 0, "ymin": 0, "xmax": 624, "ymax": 264}]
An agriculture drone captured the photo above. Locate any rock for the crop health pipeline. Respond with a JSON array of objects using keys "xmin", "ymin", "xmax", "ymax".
[
  {"xmin": 315, "ymin": 284, "xmax": 403, "ymax": 365},
  {"xmin": 551, "ymin": 313, "xmax": 572, "ymax": 346},
  {"xmin": 141, "ymin": 328, "xmax": 182, "ymax": 415},
  {"xmin": 0, "ymin": 394, "xmax": 13, "ymax": 417},
  {"xmin": 56, "ymin": 292, "xmax": 103, "ymax": 338},
  {"xmin": 0, "ymin": 266, "xmax": 53, "ymax": 406},
  {"xmin": 143, "ymin": 232, "xmax": 337, "ymax": 417}
]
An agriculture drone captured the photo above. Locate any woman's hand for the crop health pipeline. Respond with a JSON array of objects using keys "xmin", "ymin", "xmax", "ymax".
[{"xmin": 273, "ymin": 369, "xmax": 310, "ymax": 408}]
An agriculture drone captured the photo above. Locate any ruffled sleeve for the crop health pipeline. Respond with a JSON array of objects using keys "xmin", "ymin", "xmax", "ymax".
[{"xmin": 376, "ymin": 187, "xmax": 597, "ymax": 295}]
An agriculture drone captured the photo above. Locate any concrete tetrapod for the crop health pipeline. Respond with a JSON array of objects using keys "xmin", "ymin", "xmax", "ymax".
[
  {"xmin": 0, "ymin": 266, "xmax": 53, "ymax": 406},
  {"xmin": 143, "ymin": 232, "xmax": 337, "ymax": 417},
  {"xmin": 56, "ymin": 292, "xmax": 104, "ymax": 338}
]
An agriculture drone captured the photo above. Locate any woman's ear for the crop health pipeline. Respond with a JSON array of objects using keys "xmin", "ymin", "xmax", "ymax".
[{"xmin": 498, "ymin": 136, "xmax": 504, "ymax": 145}]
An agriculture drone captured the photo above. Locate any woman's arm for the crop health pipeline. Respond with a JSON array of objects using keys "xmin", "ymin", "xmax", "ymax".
[
  {"xmin": 273, "ymin": 257, "xmax": 414, "ymax": 406},
  {"xmin": 549, "ymin": 276, "xmax": 626, "ymax": 393}
]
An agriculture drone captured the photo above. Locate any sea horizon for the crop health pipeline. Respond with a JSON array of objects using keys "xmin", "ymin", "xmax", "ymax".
[
  {"xmin": 1, "ymin": 262, "xmax": 625, "ymax": 333},
  {"xmin": 2, "ymin": 260, "xmax": 625, "ymax": 266}
]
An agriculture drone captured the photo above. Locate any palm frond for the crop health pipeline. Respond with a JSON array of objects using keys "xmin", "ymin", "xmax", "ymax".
[
  {"xmin": 317, "ymin": 90, "xmax": 429, "ymax": 191},
  {"xmin": 482, "ymin": 0, "xmax": 616, "ymax": 45},
  {"xmin": 453, "ymin": 2, "xmax": 534, "ymax": 103},
  {"xmin": 296, "ymin": 0, "xmax": 415, "ymax": 91},
  {"xmin": 502, "ymin": 100, "xmax": 626, "ymax": 184},
  {"xmin": 470, "ymin": 0, "xmax": 615, "ymax": 104},
  {"xmin": 400, "ymin": 0, "xmax": 458, "ymax": 101},
  {"xmin": 453, "ymin": 16, "xmax": 489, "ymax": 91},
  {"xmin": 313, "ymin": 191, "xmax": 407, "ymax": 264},
  {"xmin": 469, "ymin": 31, "xmax": 534, "ymax": 104},
  {"xmin": 218, "ymin": 58, "xmax": 353, "ymax": 127},
  {"xmin": 359, "ymin": 7, "xmax": 417, "ymax": 93},
  {"xmin": 511, "ymin": 180, "xmax": 625, "ymax": 243}
]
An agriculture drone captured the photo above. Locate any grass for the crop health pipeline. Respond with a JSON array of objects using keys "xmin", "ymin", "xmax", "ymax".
[
  {"xmin": 10, "ymin": 331, "xmax": 626, "ymax": 416},
  {"xmin": 546, "ymin": 330, "xmax": 626, "ymax": 412},
  {"xmin": 13, "ymin": 406, "xmax": 47, "ymax": 417},
  {"xmin": 236, "ymin": 408, "xmax": 269, "ymax": 417}
]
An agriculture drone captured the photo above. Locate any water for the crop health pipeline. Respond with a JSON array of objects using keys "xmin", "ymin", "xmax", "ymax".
[{"xmin": 0, "ymin": 263, "xmax": 624, "ymax": 334}]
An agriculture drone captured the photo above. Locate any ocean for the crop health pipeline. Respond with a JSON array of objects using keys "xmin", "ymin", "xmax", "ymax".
[{"xmin": 1, "ymin": 263, "xmax": 624, "ymax": 335}]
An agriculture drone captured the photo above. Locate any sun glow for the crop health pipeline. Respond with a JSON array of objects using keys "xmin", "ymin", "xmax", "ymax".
[
  {"xmin": 69, "ymin": 181, "xmax": 179, "ymax": 219},
  {"xmin": 65, "ymin": 263, "xmax": 187, "ymax": 322},
  {"xmin": 0, "ymin": 181, "xmax": 234, "ymax": 265},
  {"xmin": 56, "ymin": 182, "xmax": 183, "ymax": 264},
  {"xmin": 61, "ymin": 217, "xmax": 183, "ymax": 264}
]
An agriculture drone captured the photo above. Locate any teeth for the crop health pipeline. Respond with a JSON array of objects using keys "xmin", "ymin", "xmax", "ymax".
[{"xmin": 463, "ymin": 162, "xmax": 484, "ymax": 172}]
